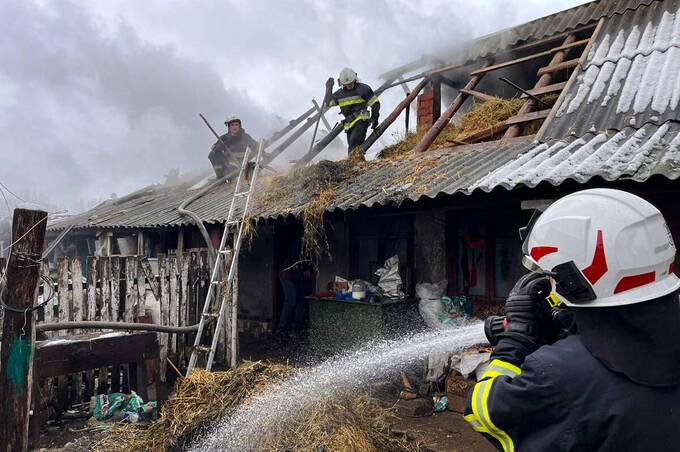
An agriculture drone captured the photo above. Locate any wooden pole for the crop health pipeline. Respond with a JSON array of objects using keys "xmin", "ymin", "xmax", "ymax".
[
  {"xmin": 504, "ymin": 34, "xmax": 576, "ymax": 139},
  {"xmin": 0, "ymin": 208, "xmax": 47, "ymax": 452},
  {"xmin": 412, "ymin": 72, "xmax": 486, "ymax": 153},
  {"xmin": 360, "ymin": 77, "xmax": 429, "ymax": 154}
]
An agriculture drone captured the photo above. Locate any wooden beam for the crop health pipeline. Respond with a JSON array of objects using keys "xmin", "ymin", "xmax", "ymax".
[
  {"xmin": 459, "ymin": 88, "xmax": 497, "ymax": 103},
  {"xmin": 536, "ymin": 18, "xmax": 605, "ymax": 141},
  {"xmin": 504, "ymin": 109, "xmax": 552, "ymax": 125},
  {"xmin": 0, "ymin": 208, "xmax": 48, "ymax": 452},
  {"xmin": 551, "ymin": 38, "xmax": 590, "ymax": 53},
  {"xmin": 413, "ymin": 68, "xmax": 487, "ymax": 153},
  {"xmin": 522, "ymin": 82, "xmax": 567, "ymax": 97},
  {"xmin": 439, "ymin": 76, "xmax": 458, "ymax": 89},
  {"xmin": 470, "ymin": 51, "xmax": 551, "ymax": 76},
  {"xmin": 505, "ymin": 34, "xmax": 577, "ymax": 139},
  {"xmin": 536, "ymin": 58, "xmax": 580, "ymax": 76}
]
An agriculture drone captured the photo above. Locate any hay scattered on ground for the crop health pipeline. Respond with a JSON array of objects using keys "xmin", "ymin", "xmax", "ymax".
[
  {"xmin": 92, "ymin": 361, "xmax": 293, "ymax": 452},
  {"xmin": 261, "ymin": 394, "xmax": 420, "ymax": 452},
  {"xmin": 92, "ymin": 361, "xmax": 418, "ymax": 452}
]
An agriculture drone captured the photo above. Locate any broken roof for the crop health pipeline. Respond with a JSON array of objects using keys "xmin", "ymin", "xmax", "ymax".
[{"xmin": 48, "ymin": 0, "xmax": 680, "ymax": 232}]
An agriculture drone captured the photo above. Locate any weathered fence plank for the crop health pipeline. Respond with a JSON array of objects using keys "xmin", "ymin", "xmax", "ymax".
[
  {"xmin": 158, "ymin": 255, "xmax": 169, "ymax": 382},
  {"xmin": 124, "ymin": 257, "xmax": 138, "ymax": 323}
]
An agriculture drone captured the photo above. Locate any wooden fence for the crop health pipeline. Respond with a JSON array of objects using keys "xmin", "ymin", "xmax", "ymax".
[{"xmin": 0, "ymin": 251, "xmax": 239, "ymax": 419}]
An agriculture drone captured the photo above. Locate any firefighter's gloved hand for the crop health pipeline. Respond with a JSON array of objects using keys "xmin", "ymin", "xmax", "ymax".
[
  {"xmin": 325, "ymin": 77, "xmax": 335, "ymax": 90},
  {"xmin": 371, "ymin": 118, "xmax": 379, "ymax": 130},
  {"xmin": 504, "ymin": 273, "xmax": 553, "ymax": 343}
]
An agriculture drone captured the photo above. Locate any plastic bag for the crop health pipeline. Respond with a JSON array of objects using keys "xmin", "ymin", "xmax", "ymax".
[
  {"xmin": 417, "ymin": 280, "xmax": 448, "ymax": 329},
  {"xmin": 375, "ymin": 255, "xmax": 404, "ymax": 299},
  {"xmin": 92, "ymin": 391, "xmax": 145, "ymax": 420}
]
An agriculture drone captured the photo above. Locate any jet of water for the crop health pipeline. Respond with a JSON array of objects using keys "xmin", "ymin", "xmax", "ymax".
[{"xmin": 192, "ymin": 322, "xmax": 487, "ymax": 451}]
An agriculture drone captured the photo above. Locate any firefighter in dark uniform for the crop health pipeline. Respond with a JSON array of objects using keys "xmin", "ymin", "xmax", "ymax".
[
  {"xmin": 324, "ymin": 67, "xmax": 380, "ymax": 154},
  {"xmin": 467, "ymin": 188, "xmax": 680, "ymax": 452},
  {"xmin": 208, "ymin": 115, "xmax": 258, "ymax": 179}
]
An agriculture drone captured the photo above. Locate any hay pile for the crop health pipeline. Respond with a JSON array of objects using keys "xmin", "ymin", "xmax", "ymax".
[
  {"xmin": 92, "ymin": 361, "xmax": 418, "ymax": 452},
  {"xmin": 92, "ymin": 361, "xmax": 293, "ymax": 452},
  {"xmin": 261, "ymin": 394, "xmax": 418, "ymax": 452},
  {"xmin": 379, "ymin": 97, "xmax": 527, "ymax": 159},
  {"xmin": 255, "ymin": 159, "xmax": 363, "ymax": 265}
]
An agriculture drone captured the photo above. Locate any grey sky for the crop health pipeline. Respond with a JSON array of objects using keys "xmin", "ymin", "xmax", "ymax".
[{"xmin": 0, "ymin": 0, "xmax": 588, "ymax": 213}]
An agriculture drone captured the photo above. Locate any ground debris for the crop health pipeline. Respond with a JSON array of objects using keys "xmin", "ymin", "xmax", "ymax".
[{"xmin": 91, "ymin": 361, "xmax": 420, "ymax": 452}]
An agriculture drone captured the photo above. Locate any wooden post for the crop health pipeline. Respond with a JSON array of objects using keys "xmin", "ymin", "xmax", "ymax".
[
  {"xmin": 0, "ymin": 208, "xmax": 47, "ymax": 452},
  {"xmin": 504, "ymin": 34, "xmax": 576, "ymax": 138},
  {"xmin": 412, "ymin": 72, "xmax": 486, "ymax": 153}
]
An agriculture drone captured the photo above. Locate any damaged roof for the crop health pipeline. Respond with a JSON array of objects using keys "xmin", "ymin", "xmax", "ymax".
[
  {"xmin": 544, "ymin": 0, "xmax": 680, "ymax": 139},
  {"xmin": 382, "ymin": 0, "xmax": 656, "ymax": 80},
  {"xmin": 47, "ymin": 0, "xmax": 680, "ymax": 233}
]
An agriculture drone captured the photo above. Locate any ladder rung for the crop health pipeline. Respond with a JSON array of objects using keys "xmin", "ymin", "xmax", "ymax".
[
  {"xmin": 211, "ymin": 280, "xmax": 222, "ymax": 285},
  {"xmin": 202, "ymin": 312, "xmax": 220, "ymax": 319},
  {"xmin": 227, "ymin": 220, "xmax": 240, "ymax": 226},
  {"xmin": 234, "ymin": 192, "xmax": 249, "ymax": 197},
  {"xmin": 193, "ymin": 345, "xmax": 211, "ymax": 353},
  {"xmin": 219, "ymin": 249, "xmax": 232, "ymax": 255}
]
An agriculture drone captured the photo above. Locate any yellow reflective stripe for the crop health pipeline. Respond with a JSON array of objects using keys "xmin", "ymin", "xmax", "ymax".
[
  {"xmin": 338, "ymin": 97, "xmax": 365, "ymax": 107},
  {"xmin": 472, "ymin": 378, "xmax": 515, "ymax": 452},
  {"xmin": 343, "ymin": 112, "xmax": 371, "ymax": 130},
  {"xmin": 487, "ymin": 359, "xmax": 522, "ymax": 378},
  {"xmin": 464, "ymin": 413, "xmax": 489, "ymax": 433},
  {"xmin": 328, "ymin": 99, "xmax": 337, "ymax": 107},
  {"xmin": 480, "ymin": 369, "xmax": 505, "ymax": 380},
  {"xmin": 367, "ymin": 95, "xmax": 380, "ymax": 106}
]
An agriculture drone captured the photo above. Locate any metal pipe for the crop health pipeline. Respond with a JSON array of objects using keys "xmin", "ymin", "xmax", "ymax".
[{"xmin": 36, "ymin": 321, "xmax": 200, "ymax": 333}]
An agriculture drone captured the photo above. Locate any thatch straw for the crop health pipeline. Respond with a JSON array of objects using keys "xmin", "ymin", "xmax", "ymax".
[
  {"xmin": 260, "ymin": 394, "xmax": 420, "ymax": 452},
  {"xmin": 92, "ymin": 361, "xmax": 418, "ymax": 452},
  {"xmin": 92, "ymin": 361, "xmax": 293, "ymax": 452},
  {"xmin": 379, "ymin": 97, "xmax": 526, "ymax": 159}
]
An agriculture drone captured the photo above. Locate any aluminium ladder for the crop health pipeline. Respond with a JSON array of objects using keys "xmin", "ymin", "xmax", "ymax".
[{"xmin": 186, "ymin": 139, "xmax": 265, "ymax": 375}]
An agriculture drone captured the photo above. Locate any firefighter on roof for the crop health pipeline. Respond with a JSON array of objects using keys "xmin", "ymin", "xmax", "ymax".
[
  {"xmin": 208, "ymin": 115, "xmax": 258, "ymax": 179},
  {"xmin": 324, "ymin": 67, "xmax": 380, "ymax": 154},
  {"xmin": 467, "ymin": 188, "xmax": 680, "ymax": 452}
]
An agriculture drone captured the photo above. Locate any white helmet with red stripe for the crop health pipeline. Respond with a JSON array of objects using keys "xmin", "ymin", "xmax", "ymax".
[{"xmin": 522, "ymin": 188, "xmax": 679, "ymax": 307}]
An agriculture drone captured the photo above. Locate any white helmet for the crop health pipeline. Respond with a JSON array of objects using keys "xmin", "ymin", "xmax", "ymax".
[
  {"xmin": 338, "ymin": 67, "xmax": 357, "ymax": 86},
  {"xmin": 522, "ymin": 188, "xmax": 679, "ymax": 307}
]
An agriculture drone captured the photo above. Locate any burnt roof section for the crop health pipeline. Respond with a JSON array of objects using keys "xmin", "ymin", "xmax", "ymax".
[
  {"xmin": 381, "ymin": 0, "xmax": 657, "ymax": 80},
  {"xmin": 543, "ymin": 0, "xmax": 680, "ymax": 139}
]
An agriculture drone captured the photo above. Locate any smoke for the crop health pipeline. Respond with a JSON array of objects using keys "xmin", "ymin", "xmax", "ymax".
[{"xmin": 0, "ymin": 0, "xmax": 588, "ymax": 213}]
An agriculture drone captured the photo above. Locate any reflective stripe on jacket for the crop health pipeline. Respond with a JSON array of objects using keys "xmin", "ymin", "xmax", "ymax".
[
  {"xmin": 465, "ymin": 335, "xmax": 680, "ymax": 452},
  {"xmin": 327, "ymin": 82, "xmax": 380, "ymax": 130}
]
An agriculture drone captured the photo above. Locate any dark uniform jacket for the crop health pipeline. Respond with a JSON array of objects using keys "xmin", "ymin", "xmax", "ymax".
[
  {"xmin": 208, "ymin": 129, "xmax": 258, "ymax": 178},
  {"xmin": 465, "ymin": 334, "xmax": 680, "ymax": 451},
  {"xmin": 327, "ymin": 82, "xmax": 380, "ymax": 131},
  {"xmin": 216, "ymin": 129, "xmax": 258, "ymax": 160}
]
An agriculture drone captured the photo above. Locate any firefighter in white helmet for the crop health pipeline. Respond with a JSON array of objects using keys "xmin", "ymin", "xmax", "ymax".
[
  {"xmin": 465, "ymin": 188, "xmax": 680, "ymax": 451},
  {"xmin": 324, "ymin": 67, "xmax": 380, "ymax": 154}
]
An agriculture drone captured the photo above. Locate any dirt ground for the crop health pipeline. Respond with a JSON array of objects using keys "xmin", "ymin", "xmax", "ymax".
[
  {"xmin": 32, "ymin": 411, "xmax": 496, "ymax": 452},
  {"xmin": 392, "ymin": 410, "xmax": 496, "ymax": 452}
]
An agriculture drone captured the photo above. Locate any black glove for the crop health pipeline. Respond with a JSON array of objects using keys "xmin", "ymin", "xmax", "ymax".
[
  {"xmin": 325, "ymin": 77, "xmax": 335, "ymax": 90},
  {"xmin": 371, "ymin": 118, "xmax": 379, "ymax": 130},
  {"xmin": 503, "ymin": 273, "xmax": 554, "ymax": 343}
]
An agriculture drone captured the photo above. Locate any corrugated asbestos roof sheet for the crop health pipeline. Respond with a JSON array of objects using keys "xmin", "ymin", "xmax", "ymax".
[
  {"xmin": 48, "ymin": 0, "xmax": 680, "ymax": 233},
  {"xmin": 47, "ymin": 138, "xmax": 534, "ymax": 231},
  {"xmin": 544, "ymin": 0, "xmax": 680, "ymax": 139},
  {"xmin": 472, "ymin": 122, "xmax": 680, "ymax": 191},
  {"xmin": 50, "ymin": 120, "xmax": 680, "ymax": 232},
  {"xmin": 458, "ymin": 0, "xmax": 655, "ymax": 65}
]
